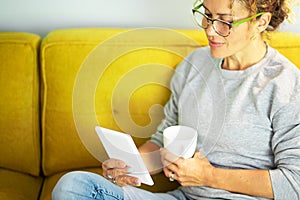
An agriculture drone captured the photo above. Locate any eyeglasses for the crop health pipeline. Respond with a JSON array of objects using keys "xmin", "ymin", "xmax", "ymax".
[{"xmin": 192, "ymin": 3, "xmax": 265, "ymax": 37}]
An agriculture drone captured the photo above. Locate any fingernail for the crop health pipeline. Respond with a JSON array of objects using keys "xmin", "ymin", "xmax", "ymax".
[
  {"xmin": 127, "ymin": 168, "xmax": 133, "ymax": 172},
  {"xmin": 135, "ymin": 179, "xmax": 141, "ymax": 186}
]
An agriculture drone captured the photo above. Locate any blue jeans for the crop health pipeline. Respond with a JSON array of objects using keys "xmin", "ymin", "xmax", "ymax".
[
  {"xmin": 52, "ymin": 171, "xmax": 180, "ymax": 200},
  {"xmin": 52, "ymin": 171, "xmax": 124, "ymax": 200}
]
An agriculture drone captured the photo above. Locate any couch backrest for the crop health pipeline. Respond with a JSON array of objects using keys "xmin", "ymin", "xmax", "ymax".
[
  {"xmin": 40, "ymin": 28, "xmax": 201, "ymax": 175},
  {"xmin": 0, "ymin": 32, "xmax": 41, "ymax": 176},
  {"xmin": 264, "ymin": 32, "xmax": 300, "ymax": 67}
]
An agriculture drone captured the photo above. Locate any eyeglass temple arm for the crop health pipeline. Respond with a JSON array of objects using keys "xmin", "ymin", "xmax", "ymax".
[
  {"xmin": 193, "ymin": 3, "xmax": 203, "ymax": 11},
  {"xmin": 233, "ymin": 12, "xmax": 266, "ymax": 27}
]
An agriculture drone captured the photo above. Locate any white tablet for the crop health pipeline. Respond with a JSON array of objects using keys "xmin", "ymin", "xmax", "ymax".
[{"xmin": 95, "ymin": 126, "xmax": 154, "ymax": 186}]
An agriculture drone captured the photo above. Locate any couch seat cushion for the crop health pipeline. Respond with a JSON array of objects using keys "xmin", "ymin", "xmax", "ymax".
[{"xmin": 0, "ymin": 168, "xmax": 43, "ymax": 200}]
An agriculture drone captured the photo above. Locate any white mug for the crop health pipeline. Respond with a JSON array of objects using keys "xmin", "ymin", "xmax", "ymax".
[{"xmin": 163, "ymin": 125, "xmax": 197, "ymax": 159}]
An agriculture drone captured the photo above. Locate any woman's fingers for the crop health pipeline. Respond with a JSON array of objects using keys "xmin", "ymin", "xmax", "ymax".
[
  {"xmin": 160, "ymin": 148, "xmax": 182, "ymax": 166},
  {"xmin": 105, "ymin": 169, "xmax": 141, "ymax": 187},
  {"xmin": 106, "ymin": 167, "xmax": 131, "ymax": 179},
  {"xmin": 102, "ymin": 158, "xmax": 127, "ymax": 170},
  {"xmin": 163, "ymin": 165, "xmax": 178, "ymax": 181},
  {"xmin": 101, "ymin": 158, "xmax": 141, "ymax": 187},
  {"xmin": 193, "ymin": 151, "xmax": 205, "ymax": 160},
  {"xmin": 114, "ymin": 175, "xmax": 141, "ymax": 187},
  {"xmin": 102, "ymin": 159, "xmax": 131, "ymax": 178}
]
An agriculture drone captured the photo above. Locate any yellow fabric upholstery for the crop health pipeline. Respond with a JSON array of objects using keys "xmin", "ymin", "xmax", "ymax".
[
  {"xmin": 0, "ymin": 28, "xmax": 299, "ymax": 200},
  {"xmin": 0, "ymin": 32, "xmax": 41, "ymax": 176},
  {"xmin": 40, "ymin": 28, "xmax": 202, "ymax": 176},
  {"xmin": 0, "ymin": 168, "xmax": 43, "ymax": 200},
  {"xmin": 264, "ymin": 32, "xmax": 300, "ymax": 67}
]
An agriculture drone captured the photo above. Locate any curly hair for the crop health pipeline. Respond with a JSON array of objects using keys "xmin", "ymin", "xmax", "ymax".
[{"xmin": 234, "ymin": 0, "xmax": 298, "ymax": 31}]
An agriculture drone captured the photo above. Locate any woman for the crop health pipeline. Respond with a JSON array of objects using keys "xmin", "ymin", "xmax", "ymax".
[{"xmin": 52, "ymin": 0, "xmax": 300, "ymax": 199}]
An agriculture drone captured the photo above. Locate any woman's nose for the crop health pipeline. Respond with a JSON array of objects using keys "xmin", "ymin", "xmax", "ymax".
[{"xmin": 205, "ymin": 23, "xmax": 218, "ymax": 36}]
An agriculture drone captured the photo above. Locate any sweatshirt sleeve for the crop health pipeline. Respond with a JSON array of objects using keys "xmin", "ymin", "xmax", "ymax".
[
  {"xmin": 149, "ymin": 55, "xmax": 192, "ymax": 147},
  {"xmin": 270, "ymin": 95, "xmax": 300, "ymax": 200}
]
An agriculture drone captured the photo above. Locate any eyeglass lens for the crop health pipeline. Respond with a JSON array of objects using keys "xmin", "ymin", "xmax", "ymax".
[{"xmin": 193, "ymin": 6, "xmax": 231, "ymax": 36}]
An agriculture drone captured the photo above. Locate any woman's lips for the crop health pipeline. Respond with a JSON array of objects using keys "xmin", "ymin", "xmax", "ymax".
[{"xmin": 209, "ymin": 40, "xmax": 225, "ymax": 48}]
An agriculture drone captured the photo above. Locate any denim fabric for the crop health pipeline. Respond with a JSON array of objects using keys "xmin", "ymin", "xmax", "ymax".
[
  {"xmin": 123, "ymin": 186, "xmax": 180, "ymax": 200},
  {"xmin": 52, "ymin": 171, "xmax": 182, "ymax": 200},
  {"xmin": 52, "ymin": 171, "xmax": 124, "ymax": 200}
]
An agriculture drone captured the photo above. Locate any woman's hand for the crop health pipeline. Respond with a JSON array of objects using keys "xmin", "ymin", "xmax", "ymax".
[
  {"xmin": 160, "ymin": 148, "xmax": 214, "ymax": 187},
  {"xmin": 161, "ymin": 148, "xmax": 274, "ymax": 198},
  {"xmin": 102, "ymin": 158, "xmax": 141, "ymax": 187}
]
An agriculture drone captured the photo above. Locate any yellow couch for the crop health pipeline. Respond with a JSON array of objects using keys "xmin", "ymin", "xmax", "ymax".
[{"xmin": 0, "ymin": 28, "xmax": 299, "ymax": 200}]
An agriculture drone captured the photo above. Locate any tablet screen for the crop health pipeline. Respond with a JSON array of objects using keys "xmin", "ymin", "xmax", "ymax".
[{"xmin": 95, "ymin": 126, "xmax": 154, "ymax": 186}]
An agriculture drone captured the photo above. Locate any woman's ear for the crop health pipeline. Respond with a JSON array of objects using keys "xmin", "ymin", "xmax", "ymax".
[{"xmin": 257, "ymin": 12, "xmax": 272, "ymax": 33}]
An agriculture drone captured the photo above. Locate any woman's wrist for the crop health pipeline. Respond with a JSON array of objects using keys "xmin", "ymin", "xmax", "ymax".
[
  {"xmin": 204, "ymin": 164, "xmax": 217, "ymax": 188},
  {"xmin": 138, "ymin": 141, "xmax": 163, "ymax": 174}
]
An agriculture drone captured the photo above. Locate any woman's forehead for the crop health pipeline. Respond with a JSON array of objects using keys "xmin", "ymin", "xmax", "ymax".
[
  {"xmin": 203, "ymin": 0, "xmax": 249, "ymax": 14},
  {"xmin": 203, "ymin": 0, "xmax": 232, "ymax": 9}
]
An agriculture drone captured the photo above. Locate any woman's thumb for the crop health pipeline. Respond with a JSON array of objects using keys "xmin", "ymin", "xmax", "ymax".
[{"xmin": 193, "ymin": 151, "xmax": 205, "ymax": 159}]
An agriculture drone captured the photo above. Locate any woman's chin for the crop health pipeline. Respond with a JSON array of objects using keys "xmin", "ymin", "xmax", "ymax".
[{"xmin": 210, "ymin": 48, "xmax": 226, "ymax": 59}]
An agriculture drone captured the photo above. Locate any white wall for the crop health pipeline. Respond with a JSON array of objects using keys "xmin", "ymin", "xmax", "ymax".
[
  {"xmin": 280, "ymin": 5, "xmax": 300, "ymax": 33},
  {"xmin": 0, "ymin": 0, "xmax": 299, "ymax": 37}
]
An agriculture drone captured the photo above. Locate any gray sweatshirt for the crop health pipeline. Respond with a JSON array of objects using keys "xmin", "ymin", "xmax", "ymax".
[{"xmin": 150, "ymin": 46, "xmax": 300, "ymax": 200}]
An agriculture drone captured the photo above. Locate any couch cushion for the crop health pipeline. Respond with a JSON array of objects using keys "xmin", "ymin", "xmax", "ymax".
[
  {"xmin": 40, "ymin": 169, "xmax": 104, "ymax": 200},
  {"xmin": 0, "ymin": 168, "xmax": 43, "ymax": 200},
  {"xmin": 40, "ymin": 28, "xmax": 202, "ymax": 176},
  {"xmin": 264, "ymin": 32, "xmax": 300, "ymax": 68},
  {"xmin": 0, "ymin": 32, "xmax": 41, "ymax": 176}
]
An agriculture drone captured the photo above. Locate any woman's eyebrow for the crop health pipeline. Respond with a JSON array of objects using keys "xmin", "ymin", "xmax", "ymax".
[{"xmin": 202, "ymin": 4, "xmax": 233, "ymax": 17}]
